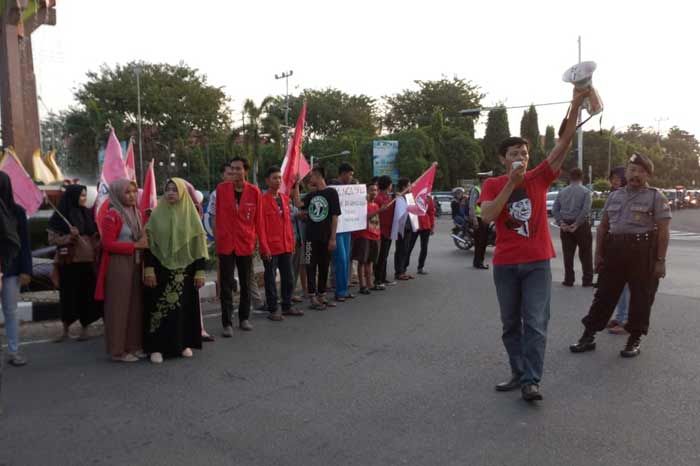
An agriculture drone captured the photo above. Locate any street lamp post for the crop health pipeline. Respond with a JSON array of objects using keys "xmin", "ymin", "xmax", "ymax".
[
  {"xmin": 275, "ymin": 70, "xmax": 294, "ymax": 148},
  {"xmin": 134, "ymin": 64, "xmax": 144, "ymax": 184},
  {"xmin": 310, "ymin": 150, "xmax": 351, "ymax": 168},
  {"xmin": 607, "ymin": 126, "xmax": 615, "ymax": 178}
]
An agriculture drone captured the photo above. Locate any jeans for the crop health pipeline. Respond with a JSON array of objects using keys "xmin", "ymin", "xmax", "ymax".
[
  {"xmin": 493, "ymin": 260, "xmax": 552, "ymax": 385},
  {"xmin": 333, "ymin": 232, "xmax": 352, "ymax": 298},
  {"xmin": 263, "ymin": 253, "xmax": 294, "ymax": 312},
  {"xmin": 1, "ymin": 275, "xmax": 20, "ymax": 354},
  {"xmin": 614, "ymin": 285, "xmax": 630, "ymax": 323}
]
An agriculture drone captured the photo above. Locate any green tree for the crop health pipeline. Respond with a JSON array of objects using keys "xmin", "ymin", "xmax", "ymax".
[
  {"xmin": 270, "ymin": 88, "xmax": 378, "ymax": 140},
  {"xmin": 64, "ymin": 61, "xmax": 231, "ymax": 182},
  {"xmin": 481, "ymin": 106, "xmax": 510, "ymax": 174},
  {"xmin": 593, "ymin": 178, "xmax": 611, "ymax": 192},
  {"xmin": 544, "ymin": 125, "xmax": 556, "ymax": 154},
  {"xmin": 383, "ymin": 77, "xmax": 483, "ymax": 132},
  {"xmin": 520, "ymin": 105, "xmax": 544, "ymax": 166},
  {"xmin": 242, "ymin": 97, "xmax": 281, "ymax": 184}
]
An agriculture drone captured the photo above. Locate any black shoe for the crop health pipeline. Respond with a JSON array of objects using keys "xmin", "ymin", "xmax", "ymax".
[
  {"xmin": 569, "ymin": 330, "xmax": 596, "ymax": 353},
  {"xmin": 562, "ymin": 281, "xmax": 574, "ymax": 287},
  {"xmin": 474, "ymin": 264, "xmax": 489, "ymax": 270},
  {"xmin": 620, "ymin": 335, "xmax": 641, "ymax": 358},
  {"xmin": 417, "ymin": 269, "xmax": 428, "ymax": 275},
  {"xmin": 521, "ymin": 384, "xmax": 543, "ymax": 402},
  {"xmin": 582, "ymin": 282, "xmax": 594, "ymax": 288},
  {"xmin": 495, "ymin": 374, "xmax": 522, "ymax": 392}
]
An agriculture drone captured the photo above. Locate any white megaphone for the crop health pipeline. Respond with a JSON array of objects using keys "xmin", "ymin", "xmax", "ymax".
[{"xmin": 562, "ymin": 61, "xmax": 603, "ymax": 116}]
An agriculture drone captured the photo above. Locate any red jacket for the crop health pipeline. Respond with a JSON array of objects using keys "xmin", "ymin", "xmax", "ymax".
[
  {"xmin": 261, "ymin": 191, "xmax": 294, "ymax": 255},
  {"xmin": 94, "ymin": 208, "xmax": 138, "ymax": 301},
  {"xmin": 418, "ymin": 196, "xmax": 436, "ymax": 231},
  {"xmin": 215, "ymin": 182, "xmax": 269, "ymax": 256}
]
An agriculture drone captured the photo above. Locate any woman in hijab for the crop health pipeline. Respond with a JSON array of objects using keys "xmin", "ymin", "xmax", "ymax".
[
  {"xmin": 48, "ymin": 184, "xmax": 102, "ymax": 342},
  {"xmin": 95, "ymin": 178, "xmax": 148, "ymax": 362},
  {"xmin": 0, "ymin": 172, "xmax": 32, "ymax": 366},
  {"xmin": 143, "ymin": 178, "xmax": 208, "ymax": 363}
]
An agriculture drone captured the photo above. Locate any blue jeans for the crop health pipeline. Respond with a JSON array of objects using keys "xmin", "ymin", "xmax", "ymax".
[
  {"xmin": 333, "ymin": 232, "xmax": 352, "ymax": 298},
  {"xmin": 1, "ymin": 275, "xmax": 20, "ymax": 354},
  {"xmin": 493, "ymin": 260, "xmax": 552, "ymax": 385},
  {"xmin": 614, "ymin": 284, "xmax": 630, "ymax": 323}
]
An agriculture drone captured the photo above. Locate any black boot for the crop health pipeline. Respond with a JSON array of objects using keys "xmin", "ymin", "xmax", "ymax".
[
  {"xmin": 495, "ymin": 373, "xmax": 522, "ymax": 392},
  {"xmin": 569, "ymin": 329, "xmax": 596, "ymax": 353},
  {"xmin": 620, "ymin": 334, "xmax": 641, "ymax": 358}
]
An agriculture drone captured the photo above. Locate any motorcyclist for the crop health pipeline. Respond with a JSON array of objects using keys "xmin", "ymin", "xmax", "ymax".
[{"xmin": 451, "ymin": 187, "xmax": 467, "ymax": 226}]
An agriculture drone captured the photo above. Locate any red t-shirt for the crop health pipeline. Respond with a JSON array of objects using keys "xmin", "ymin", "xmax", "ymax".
[
  {"xmin": 354, "ymin": 202, "xmax": 381, "ymax": 241},
  {"xmin": 375, "ymin": 191, "xmax": 394, "ymax": 239},
  {"xmin": 479, "ymin": 161, "xmax": 558, "ymax": 266}
]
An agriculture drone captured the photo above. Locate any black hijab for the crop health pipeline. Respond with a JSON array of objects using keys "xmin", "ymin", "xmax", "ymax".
[
  {"xmin": 0, "ymin": 172, "xmax": 20, "ymax": 266},
  {"xmin": 48, "ymin": 184, "xmax": 97, "ymax": 235}
]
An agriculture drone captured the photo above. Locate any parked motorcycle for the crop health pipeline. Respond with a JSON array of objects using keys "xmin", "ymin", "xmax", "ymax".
[{"xmin": 451, "ymin": 219, "xmax": 496, "ymax": 250}]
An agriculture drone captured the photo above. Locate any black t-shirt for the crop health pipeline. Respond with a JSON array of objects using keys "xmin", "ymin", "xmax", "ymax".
[{"xmin": 304, "ymin": 187, "xmax": 341, "ymax": 242}]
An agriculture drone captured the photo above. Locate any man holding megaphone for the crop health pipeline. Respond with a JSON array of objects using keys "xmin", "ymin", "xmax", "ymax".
[{"xmin": 478, "ymin": 87, "xmax": 590, "ymax": 402}]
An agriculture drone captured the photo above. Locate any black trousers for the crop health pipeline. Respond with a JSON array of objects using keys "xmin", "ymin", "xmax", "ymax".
[
  {"xmin": 394, "ymin": 228, "xmax": 414, "ymax": 278},
  {"xmin": 219, "ymin": 253, "xmax": 253, "ymax": 326},
  {"xmin": 473, "ymin": 217, "xmax": 489, "ymax": 267},
  {"xmin": 374, "ymin": 237, "xmax": 392, "ymax": 284},
  {"xmin": 560, "ymin": 220, "xmax": 593, "ymax": 285},
  {"xmin": 408, "ymin": 230, "xmax": 431, "ymax": 271},
  {"xmin": 581, "ymin": 237, "xmax": 659, "ymax": 336},
  {"xmin": 263, "ymin": 253, "xmax": 294, "ymax": 312},
  {"xmin": 306, "ymin": 241, "xmax": 331, "ymax": 296}
]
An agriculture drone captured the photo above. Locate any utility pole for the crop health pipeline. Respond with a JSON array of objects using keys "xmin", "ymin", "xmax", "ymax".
[
  {"xmin": 135, "ymin": 64, "xmax": 144, "ymax": 184},
  {"xmin": 654, "ymin": 117, "xmax": 668, "ymax": 146},
  {"xmin": 275, "ymin": 70, "xmax": 294, "ymax": 149},
  {"xmin": 577, "ymin": 36, "xmax": 584, "ymax": 170},
  {"xmin": 607, "ymin": 126, "xmax": 615, "ymax": 178}
]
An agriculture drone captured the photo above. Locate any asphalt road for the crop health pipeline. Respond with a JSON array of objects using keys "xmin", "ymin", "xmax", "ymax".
[{"xmin": 2, "ymin": 213, "xmax": 700, "ymax": 466}]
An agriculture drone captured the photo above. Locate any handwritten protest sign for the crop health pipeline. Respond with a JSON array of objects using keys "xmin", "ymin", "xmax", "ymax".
[{"xmin": 330, "ymin": 184, "xmax": 367, "ymax": 233}]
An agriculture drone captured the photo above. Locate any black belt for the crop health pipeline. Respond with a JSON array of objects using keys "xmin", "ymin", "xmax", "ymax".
[{"xmin": 606, "ymin": 232, "xmax": 654, "ymax": 242}]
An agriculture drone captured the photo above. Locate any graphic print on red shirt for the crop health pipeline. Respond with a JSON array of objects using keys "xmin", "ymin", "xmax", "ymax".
[{"xmin": 479, "ymin": 161, "xmax": 558, "ymax": 266}]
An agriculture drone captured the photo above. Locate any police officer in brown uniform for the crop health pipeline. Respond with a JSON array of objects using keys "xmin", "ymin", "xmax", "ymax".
[{"xmin": 570, "ymin": 153, "xmax": 671, "ymax": 357}]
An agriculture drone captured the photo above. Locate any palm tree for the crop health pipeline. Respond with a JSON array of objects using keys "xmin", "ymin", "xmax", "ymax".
[{"xmin": 241, "ymin": 97, "xmax": 282, "ymax": 184}]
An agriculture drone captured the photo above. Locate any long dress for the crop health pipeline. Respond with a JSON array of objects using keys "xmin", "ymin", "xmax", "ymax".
[
  {"xmin": 101, "ymin": 216, "xmax": 143, "ymax": 357},
  {"xmin": 143, "ymin": 252, "xmax": 203, "ymax": 358}
]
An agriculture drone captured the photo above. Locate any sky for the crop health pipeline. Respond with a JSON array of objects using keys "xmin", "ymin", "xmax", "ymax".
[{"xmin": 31, "ymin": 0, "xmax": 700, "ymax": 141}]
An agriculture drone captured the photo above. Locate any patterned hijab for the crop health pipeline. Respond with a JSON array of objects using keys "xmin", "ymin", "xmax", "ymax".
[
  {"xmin": 145, "ymin": 178, "xmax": 208, "ymax": 270},
  {"xmin": 108, "ymin": 178, "xmax": 142, "ymax": 240}
]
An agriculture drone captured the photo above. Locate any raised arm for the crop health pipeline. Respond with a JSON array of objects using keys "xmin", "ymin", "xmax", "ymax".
[{"xmin": 546, "ymin": 88, "xmax": 590, "ymax": 172}]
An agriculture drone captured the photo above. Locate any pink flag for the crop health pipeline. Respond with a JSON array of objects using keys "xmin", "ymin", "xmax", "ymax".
[
  {"xmin": 139, "ymin": 159, "xmax": 157, "ymax": 218},
  {"xmin": 0, "ymin": 149, "xmax": 44, "ymax": 216},
  {"xmin": 280, "ymin": 101, "xmax": 310, "ymax": 194},
  {"xmin": 101, "ymin": 128, "xmax": 128, "ymax": 185},
  {"xmin": 125, "ymin": 138, "xmax": 137, "ymax": 184},
  {"xmin": 407, "ymin": 162, "xmax": 438, "ymax": 216}
]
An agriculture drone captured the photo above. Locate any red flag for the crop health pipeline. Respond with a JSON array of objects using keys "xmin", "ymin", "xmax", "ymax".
[
  {"xmin": 125, "ymin": 138, "xmax": 137, "ymax": 184},
  {"xmin": 139, "ymin": 159, "xmax": 158, "ymax": 218},
  {"xmin": 280, "ymin": 101, "xmax": 310, "ymax": 194},
  {"xmin": 407, "ymin": 162, "xmax": 438, "ymax": 215},
  {"xmin": 0, "ymin": 149, "xmax": 44, "ymax": 216}
]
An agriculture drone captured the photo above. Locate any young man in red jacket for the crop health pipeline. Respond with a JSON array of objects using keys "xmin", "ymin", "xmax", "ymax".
[
  {"xmin": 261, "ymin": 166, "xmax": 304, "ymax": 321},
  {"xmin": 408, "ymin": 194, "xmax": 436, "ymax": 274},
  {"xmin": 216, "ymin": 157, "xmax": 270, "ymax": 335}
]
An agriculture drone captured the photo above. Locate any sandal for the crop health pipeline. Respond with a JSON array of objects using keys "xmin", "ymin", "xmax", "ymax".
[
  {"xmin": 112, "ymin": 354, "xmax": 139, "ymax": 363},
  {"xmin": 267, "ymin": 313, "xmax": 285, "ymax": 322},
  {"xmin": 309, "ymin": 300, "xmax": 327, "ymax": 311},
  {"xmin": 334, "ymin": 296, "xmax": 346, "ymax": 302},
  {"xmin": 322, "ymin": 298, "xmax": 337, "ymax": 308},
  {"xmin": 283, "ymin": 308, "xmax": 305, "ymax": 317},
  {"xmin": 291, "ymin": 296, "xmax": 304, "ymax": 303},
  {"xmin": 345, "ymin": 293, "xmax": 355, "ymax": 299}
]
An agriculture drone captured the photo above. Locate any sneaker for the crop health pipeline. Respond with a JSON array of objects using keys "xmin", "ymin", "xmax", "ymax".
[
  {"xmin": 222, "ymin": 326, "xmax": 234, "ymax": 338},
  {"xmin": 239, "ymin": 320, "xmax": 254, "ymax": 331},
  {"xmin": 417, "ymin": 269, "xmax": 428, "ymax": 275},
  {"xmin": 182, "ymin": 348, "xmax": 193, "ymax": 358},
  {"xmin": 360, "ymin": 287, "xmax": 371, "ymax": 295},
  {"xmin": 384, "ymin": 280, "xmax": 397, "ymax": 286},
  {"xmin": 150, "ymin": 352, "xmax": 164, "ymax": 364},
  {"xmin": 7, "ymin": 352, "xmax": 27, "ymax": 367}
]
